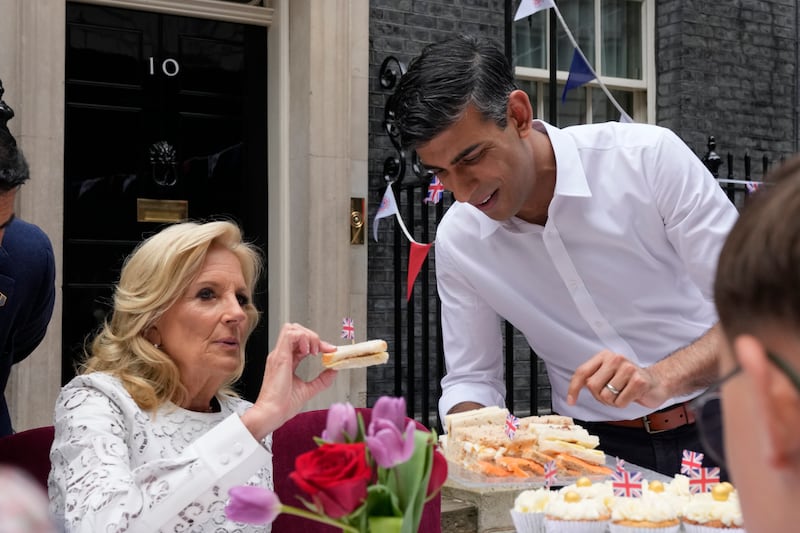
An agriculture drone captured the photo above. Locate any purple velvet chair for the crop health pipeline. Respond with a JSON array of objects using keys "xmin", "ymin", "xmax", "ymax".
[
  {"xmin": 272, "ymin": 408, "xmax": 442, "ymax": 533},
  {"xmin": 0, "ymin": 425, "xmax": 55, "ymax": 489}
]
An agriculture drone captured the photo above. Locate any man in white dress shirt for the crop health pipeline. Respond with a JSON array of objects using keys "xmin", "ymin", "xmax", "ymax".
[{"xmin": 388, "ymin": 34, "xmax": 738, "ymax": 475}]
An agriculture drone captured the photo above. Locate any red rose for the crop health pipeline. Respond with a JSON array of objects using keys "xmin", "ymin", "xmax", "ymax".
[{"xmin": 289, "ymin": 442, "xmax": 373, "ymax": 518}]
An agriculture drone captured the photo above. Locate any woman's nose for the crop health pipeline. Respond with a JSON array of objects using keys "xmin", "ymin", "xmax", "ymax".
[{"xmin": 223, "ymin": 295, "xmax": 246, "ymax": 323}]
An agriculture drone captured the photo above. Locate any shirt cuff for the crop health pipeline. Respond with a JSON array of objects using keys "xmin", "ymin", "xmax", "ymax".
[{"xmin": 191, "ymin": 413, "xmax": 271, "ymax": 480}]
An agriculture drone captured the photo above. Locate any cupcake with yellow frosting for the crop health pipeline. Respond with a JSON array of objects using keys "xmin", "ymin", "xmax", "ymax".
[
  {"xmin": 544, "ymin": 489, "xmax": 610, "ymax": 533},
  {"xmin": 510, "ymin": 487, "xmax": 553, "ymax": 533},
  {"xmin": 681, "ymin": 482, "xmax": 745, "ymax": 531}
]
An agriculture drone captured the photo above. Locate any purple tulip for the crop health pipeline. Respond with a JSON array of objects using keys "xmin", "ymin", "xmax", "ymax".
[
  {"xmin": 225, "ymin": 485, "xmax": 281, "ymax": 525},
  {"xmin": 321, "ymin": 402, "xmax": 358, "ymax": 442},
  {"xmin": 371, "ymin": 396, "xmax": 407, "ymax": 432},
  {"xmin": 366, "ymin": 418, "xmax": 417, "ymax": 468},
  {"xmin": 366, "ymin": 397, "xmax": 416, "ymax": 468}
]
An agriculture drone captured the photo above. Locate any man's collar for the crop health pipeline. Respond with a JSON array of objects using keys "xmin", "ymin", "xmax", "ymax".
[{"xmin": 533, "ymin": 120, "xmax": 592, "ymax": 199}]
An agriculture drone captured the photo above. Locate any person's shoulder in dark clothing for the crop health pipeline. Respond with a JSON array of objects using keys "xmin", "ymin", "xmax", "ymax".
[{"xmin": 0, "ymin": 218, "xmax": 56, "ymax": 363}]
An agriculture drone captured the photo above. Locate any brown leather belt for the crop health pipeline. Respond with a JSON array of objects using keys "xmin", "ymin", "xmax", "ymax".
[{"xmin": 603, "ymin": 401, "xmax": 696, "ymax": 434}]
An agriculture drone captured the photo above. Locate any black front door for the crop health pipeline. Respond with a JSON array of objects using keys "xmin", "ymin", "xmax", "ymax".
[{"xmin": 63, "ymin": 3, "xmax": 268, "ymax": 400}]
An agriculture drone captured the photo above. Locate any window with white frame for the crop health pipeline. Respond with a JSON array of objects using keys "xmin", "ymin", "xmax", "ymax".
[{"xmin": 513, "ymin": 0, "xmax": 654, "ymax": 125}]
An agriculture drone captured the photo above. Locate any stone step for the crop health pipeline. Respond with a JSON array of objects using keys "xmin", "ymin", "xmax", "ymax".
[
  {"xmin": 441, "ymin": 495, "xmax": 478, "ymax": 533},
  {"xmin": 441, "ymin": 483, "xmax": 517, "ymax": 533}
]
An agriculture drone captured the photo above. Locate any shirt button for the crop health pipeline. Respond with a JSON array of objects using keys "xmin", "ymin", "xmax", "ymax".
[
  {"xmin": 220, "ymin": 454, "xmax": 230, "ymax": 465},
  {"xmin": 233, "ymin": 443, "xmax": 243, "ymax": 455}
]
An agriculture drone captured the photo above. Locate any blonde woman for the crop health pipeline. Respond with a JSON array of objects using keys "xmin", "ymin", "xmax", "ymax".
[{"xmin": 48, "ymin": 220, "xmax": 337, "ymax": 532}]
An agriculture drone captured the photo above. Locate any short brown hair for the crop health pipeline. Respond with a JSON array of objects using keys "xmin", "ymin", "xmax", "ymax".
[{"xmin": 715, "ymin": 155, "xmax": 800, "ymax": 340}]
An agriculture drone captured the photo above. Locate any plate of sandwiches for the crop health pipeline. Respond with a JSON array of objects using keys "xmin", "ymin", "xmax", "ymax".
[{"xmin": 441, "ymin": 406, "xmax": 613, "ymax": 490}]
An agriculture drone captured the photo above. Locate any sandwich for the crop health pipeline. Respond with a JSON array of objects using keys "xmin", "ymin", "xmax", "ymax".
[
  {"xmin": 321, "ymin": 339, "xmax": 389, "ymax": 370},
  {"xmin": 443, "ymin": 405, "xmax": 508, "ymax": 435},
  {"xmin": 442, "ymin": 405, "xmax": 613, "ymax": 478}
]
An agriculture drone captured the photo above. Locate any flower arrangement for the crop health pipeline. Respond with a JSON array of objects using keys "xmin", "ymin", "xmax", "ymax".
[{"xmin": 225, "ymin": 396, "xmax": 448, "ymax": 533}]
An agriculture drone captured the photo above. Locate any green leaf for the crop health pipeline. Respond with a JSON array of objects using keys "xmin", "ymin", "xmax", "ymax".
[
  {"xmin": 364, "ymin": 483, "xmax": 401, "ymax": 518},
  {"xmin": 368, "ymin": 516, "xmax": 404, "ymax": 533},
  {"xmin": 385, "ymin": 429, "xmax": 435, "ymax": 533}
]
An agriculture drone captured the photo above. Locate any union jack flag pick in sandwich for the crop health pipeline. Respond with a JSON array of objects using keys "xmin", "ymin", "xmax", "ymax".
[
  {"xmin": 504, "ymin": 413, "xmax": 520, "ymax": 440},
  {"xmin": 544, "ymin": 459, "xmax": 558, "ymax": 488},
  {"xmin": 341, "ymin": 317, "xmax": 355, "ymax": 340}
]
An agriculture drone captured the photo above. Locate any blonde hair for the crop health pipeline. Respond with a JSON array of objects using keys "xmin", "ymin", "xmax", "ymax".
[{"xmin": 81, "ymin": 220, "xmax": 262, "ymax": 411}]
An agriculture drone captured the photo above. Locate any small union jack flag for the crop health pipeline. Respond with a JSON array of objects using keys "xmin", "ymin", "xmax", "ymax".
[
  {"xmin": 615, "ymin": 457, "xmax": 626, "ymax": 472},
  {"xmin": 423, "ymin": 175, "xmax": 445, "ymax": 205},
  {"xmin": 505, "ymin": 413, "xmax": 520, "ymax": 439},
  {"xmin": 341, "ymin": 317, "xmax": 355, "ymax": 340},
  {"xmin": 689, "ymin": 467, "xmax": 721, "ymax": 494},
  {"xmin": 543, "ymin": 459, "xmax": 557, "ymax": 488},
  {"xmin": 745, "ymin": 181, "xmax": 760, "ymax": 194},
  {"xmin": 612, "ymin": 468, "xmax": 644, "ymax": 498},
  {"xmin": 681, "ymin": 449, "xmax": 705, "ymax": 476}
]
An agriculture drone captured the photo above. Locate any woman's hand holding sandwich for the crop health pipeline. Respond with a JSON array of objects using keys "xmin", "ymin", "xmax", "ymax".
[{"xmin": 241, "ymin": 322, "xmax": 339, "ymax": 440}]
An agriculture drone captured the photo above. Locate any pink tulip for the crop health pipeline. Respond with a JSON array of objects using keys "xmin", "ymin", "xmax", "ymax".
[
  {"xmin": 371, "ymin": 396, "xmax": 407, "ymax": 431},
  {"xmin": 367, "ymin": 397, "xmax": 416, "ymax": 468},
  {"xmin": 321, "ymin": 402, "xmax": 358, "ymax": 442},
  {"xmin": 225, "ymin": 485, "xmax": 281, "ymax": 525},
  {"xmin": 366, "ymin": 418, "xmax": 417, "ymax": 468}
]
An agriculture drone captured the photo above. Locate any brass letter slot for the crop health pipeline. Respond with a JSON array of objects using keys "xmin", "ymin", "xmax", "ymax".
[
  {"xmin": 350, "ymin": 197, "xmax": 365, "ymax": 245},
  {"xmin": 136, "ymin": 198, "xmax": 188, "ymax": 223}
]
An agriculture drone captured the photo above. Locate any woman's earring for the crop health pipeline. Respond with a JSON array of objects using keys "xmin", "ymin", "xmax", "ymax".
[{"xmin": 154, "ymin": 343, "xmax": 161, "ymax": 349}]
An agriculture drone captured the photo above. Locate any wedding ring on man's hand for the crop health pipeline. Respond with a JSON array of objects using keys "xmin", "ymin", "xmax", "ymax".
[{"xmin": 605, "ymin": 382, "xmax": 621, "ymax": 395}]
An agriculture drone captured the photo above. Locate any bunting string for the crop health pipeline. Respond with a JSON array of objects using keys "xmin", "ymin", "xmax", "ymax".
[
  {"xmin": 550, "ymin": 4, "xmax": 632, "ymax": 122},
  {"xmin": 378, "ymin": 0, "xmax": 648, "ymax": 299},
  {"xmin": 514, "ymin": 0, "xmax": 632, "ymax": 122}
]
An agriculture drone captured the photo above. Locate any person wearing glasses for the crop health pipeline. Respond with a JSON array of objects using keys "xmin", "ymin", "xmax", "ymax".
[
  {"xmin": 691, "ymin": 155, "xmax": 800, "ymax": 531},
  {"xmin": 0, "ymin": 80, "xmax": 56, "ymax": 437},
  {"xmin": 388, "ymin": 34, "xmax": 739, "ymax": 476}
]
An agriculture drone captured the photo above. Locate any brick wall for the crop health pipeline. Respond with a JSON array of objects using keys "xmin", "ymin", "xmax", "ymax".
[
  {"xmin": 656, "ymin": 0, "xmax": 798, "ymax": 178},
  {"xmin": 367, "ymin": 1, "xmax": 507, "ymax": 415},
  {"xmin": 367, "ymin": 0, "xmax": 799, "ymax": 420}
]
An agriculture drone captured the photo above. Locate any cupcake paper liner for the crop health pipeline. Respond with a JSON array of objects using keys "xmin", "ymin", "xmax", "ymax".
[
  {"xmin": 608, "ymin": 524, "xmax": 680, "ymax": 533},
  {"xmin": 682, "ymin": 524, "xmax": 746, "ymax": 533},
  {"xmin": 510, "ymin": 509, "xmax": 546, "ymax": 533},
  {"xmin": 544, "ymin": 517, "xmax": 609, "ymax": 533}
]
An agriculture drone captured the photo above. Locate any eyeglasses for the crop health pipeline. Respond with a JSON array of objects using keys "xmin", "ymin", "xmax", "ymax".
[{"xmin": 689, "ymin": 350, "xmax": 800, "ymax": 468}]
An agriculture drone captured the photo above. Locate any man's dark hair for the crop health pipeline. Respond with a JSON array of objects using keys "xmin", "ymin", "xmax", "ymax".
[
  {"xmin": 0, "ymin": 79, "xmax": 29, "ymax": 193},
  {"xmin": 714, "ymin": 155, "xmax": 800, "ymax": 339},
  {"xmin": 388, "ymin": 34, "xmax": 518, "ymax": 151}
]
